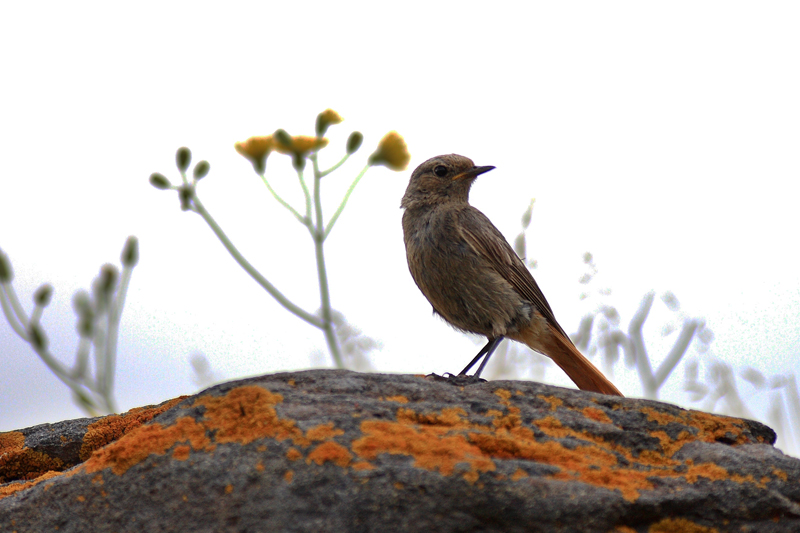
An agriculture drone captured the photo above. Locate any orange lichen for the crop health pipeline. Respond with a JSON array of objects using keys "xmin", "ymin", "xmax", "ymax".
[
  {"xmin": 582, "ymin": 407, "xmax": 613, "ymax": 424},
  {"xmin": 396, "ymin": 407, "xmax": 470, "ymax": 428},
  {"xmin": 0, "ymin": 431, "xmax": 68, "ymax": 484},
  {"xmin": 351, "ymin": 461, "xmax": 375, "ymax": 471},
  {"xmin": 511, "ymin": 468, "xmax": 528, "ymax": 481},
  {"xmin": 286, "ymin": 448, "xmax": 302, "ymax": 461},
  {"xmin": 84, "ymin": 416, "xmax": 211, "ymax": 475},
  {"xmin": 306, "ymin": 422, "xmax": 344, "ymax": 442},
  {"xmin": 0, "ymin": 431, "xmax": 25, "ymax": 453},
  {"xmin": 383, "ymin": 395, "xmax": 409, "ymax": 404},
  {"xmin": 307, "ymin": 442, "xmax": 352, "ymax": 468},
  {"xmin": 648, "ymin": 517, "xmax": 719, "ymax": 533},
  {"xmin": 494, "ymin": 389, "xmax": 512, "ymax": 401},
  {"xmin": 255, "ymin": 461, "xmax": 265, "ymax": 472},
  {"xmin": 641, "ymin": 407, "xmax": 750, "ymax": 447},
  {"xmin": 772, "ymin": 468, "xmax": 788, "ymax": 481},
  {"xmin": 172, "ymin": 445, "xmax": 191, "ymax": 461},
  {"xmin": 352, "ymin": 419, "xmax": 495, "ymax": 479},
  {"xmin": 224, "ymin": 484, "xmax": 233, "ymax": 494},
  {"xmin": 537, "ymin": 395, "xmax": 563, "ymax": 411},
  {"xmin": 284, "ymin": 470, "xmax": 294, "ymax": 483},
  {"xmin": 194, "ymin": 386, "xmax": 306, "ymax": 446},
  {"xmin": 0, "ymin": 470, "xmax": 62, "ymax": 499},
  {"xmin": 80, "ymin": 397, "xmax": 188, "ymax": 460}
]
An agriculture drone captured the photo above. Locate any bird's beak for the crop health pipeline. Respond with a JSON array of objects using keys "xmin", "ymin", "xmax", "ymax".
[{"xmin": 453, "ymin": 165, "xmax": 495, "ymax": 181}]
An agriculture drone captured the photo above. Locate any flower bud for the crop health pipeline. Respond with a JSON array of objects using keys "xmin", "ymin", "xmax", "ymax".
[
  {"xmin": 149, "ymin": 173, "xmax": 172, "ymax": 190},
  {"xmin": 274, "ymin": 129, "xmax": 293, "ymax": 148},
  {"xmin": 72, "ymin": 289, "xmax": 92, "ymax": 318},
  {"xmin": 368, "ymin": 131, "xmax": 410, "ymax": 171},
  {"xmin": 97, "ymin": 264, "xmax": 119, "ymax": 295},
  {"xmin": 346, "ymin": 132, "xmax": 363, "ymax": 155},
  {"xmin": 33, "ymin": 284, "xmax": 54, "ymax": 307},
  {"xmin": 292, "ymin": 152, "xmax": 306, "ymax": 171},
  {"xmin": 121, "ymin": 236, "xmax": 139, "ymax": 268},
  {"xmin": 234, "ymin": 136, "xmax": 273, "ymax": 175},
  {"xmin": 193, "ymin": 161, "xmax": 210, "ymax": 180},
  {"xmin": 176, "ymin": 147, "xmax": 192, "ymax": 172},
  {"xmin": 29, "ymin": 323, "xmax": 48, "ymax": 351},
  {"xmin": 0, "ymin": 249, "xmax": 12, "ymax": 283},
  {"xmin": 77, "ymin": 317, "xmax": 94, "ymax": 338},
  {"xmin": 178, "ymin": 185, "xmax": 193, "ymax": 211},
  {"xmin": 315, "ymin": 109, "xmax": 343, "ymax": 137}
]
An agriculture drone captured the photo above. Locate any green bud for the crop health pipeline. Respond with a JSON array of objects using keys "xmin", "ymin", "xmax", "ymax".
[
  {"xmin": 29, "ymin": 323, "xmax": 48, "ymax": 351},
  {"xmin": 292, "ymin": 152, "xmax": 306, "ymax": 171},
  {"xmin": 274, "ymin": 129, "xmax": 292, "ymax": 148},
  {"xmin": 315, "ymin": 113, "xmax": 327, "ymax": 138},
  {"xmin": 149, "ymin": 173, "xmax": 172, "ymax": 190},
  {"xmin": 0, "ymin": 249, "xmax": 12, "ymax": 283},
  {"xmin": 193, "ymin": 160, "xmax": 210, "ymax": 180},
  {"xmin": 33, "ymin": 284, "xmax": 54, "ymax": 307},
  {"xmin": 178, "ymin": 185, "xmax": 193, "ymax": 211},
  {"xmin": 72, "ymin": 289, "xmax": 93, "ymax": 319},
  {"xmin": 252, "ymin": 158, "xmax": 266, "ymax": 175},
  {"xmin": 77, "ymin": 317, "xmax": 94, "ymax": 338},
  {"xmin": 121, "ymin": 236, "xmax": 139, "ymax": 268},
  {"xmin": 346, "ymin": 132, "xmax": 363, "ymax": 155},
  {"xmin": 176, "ymin": 147, "xmax": 192, "ymax": 172},
  {"xmin": 98, "ymin": 264, "xmax": 119, "ymax": 295}
]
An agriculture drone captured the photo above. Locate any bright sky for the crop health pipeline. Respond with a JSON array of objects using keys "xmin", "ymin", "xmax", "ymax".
[{"xmin": 1, "ymin": 3, "xmax": 799, "ymax": 451}]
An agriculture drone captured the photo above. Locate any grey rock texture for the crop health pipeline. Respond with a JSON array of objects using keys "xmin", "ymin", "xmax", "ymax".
[{"xmin": 1, "ymin": 369, "xmax": 798, "ymax": 532}]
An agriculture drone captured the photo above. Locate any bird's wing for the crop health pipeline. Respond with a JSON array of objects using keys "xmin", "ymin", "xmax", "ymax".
[{"xmin": 457, "ymin": 206, "xmax": 572, "ymax": 340}]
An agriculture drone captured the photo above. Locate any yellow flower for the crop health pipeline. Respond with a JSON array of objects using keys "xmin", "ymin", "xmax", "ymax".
[
  {"xmin": 234, "ymin": 135, "xmax": 274, "ymax": 173},
  {"xmin": 274, "ymin": 135, "xmax": 329, "ymax": 156},
  {"xmin": 316, "ymin": 109, "xmax": 343, "ymax": 136},
  {"xmin": 368, "ymin": 131, "xmax": 410, "ymax": 171}
]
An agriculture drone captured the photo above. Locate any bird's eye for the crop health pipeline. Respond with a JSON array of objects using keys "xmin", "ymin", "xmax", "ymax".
[{"xmin": 433, "ymin": 165, "xmax": 448, "ymax": 177}]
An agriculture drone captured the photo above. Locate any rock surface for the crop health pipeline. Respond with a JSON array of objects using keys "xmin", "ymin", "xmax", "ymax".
[{"xmin": 1, "ymin": 369, "xmax": 799, "ymax": 532}]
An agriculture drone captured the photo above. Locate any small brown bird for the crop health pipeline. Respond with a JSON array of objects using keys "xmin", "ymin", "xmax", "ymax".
[{"xmin": 401, "ymin": 154, "xmax": 623, "ymax": 396}]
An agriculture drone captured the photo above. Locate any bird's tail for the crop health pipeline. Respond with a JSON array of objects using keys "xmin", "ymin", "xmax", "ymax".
[{"xmin": 514, "ymin": 323, "xmax": 623, "ymax": 396}]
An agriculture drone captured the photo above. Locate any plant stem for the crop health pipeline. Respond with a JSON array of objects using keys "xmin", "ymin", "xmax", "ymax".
[
  {"xmin": 259, "ymin": 174, "xmax": 308, "ymax": 226},
  {"xmin": 318, "ymin": 153, "xmax": 350, "ymax": 178},
  {"xmin": 297, "ymin": 168, "xmax": 313, "ymax": 221},
  {"xmin": 0, "ymin": 284, "xmax": 28, "ymax": 338},
  {"xmin": 629, "ymin": 291, "xmax": 657, "ymax": 398},
  {"xmin": 190, "ymin": 192, "xmax": 324, "ymax": 329},
  {"xmin": 311, "ymin": 166, "xmax": 343, "ymax": 368},
  {"xmin": 324, "ymin": 163, "xmax": 370, "ymax": 240}
]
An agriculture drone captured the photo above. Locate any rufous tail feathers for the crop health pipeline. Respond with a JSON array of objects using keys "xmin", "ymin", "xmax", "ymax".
[{"xmin": 517, "ymin": 324, "xmax": 623, "ymax": 396}]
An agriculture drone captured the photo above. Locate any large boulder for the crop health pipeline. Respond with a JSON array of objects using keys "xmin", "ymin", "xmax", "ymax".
[{"xmin": 1, "ymin": 369, "xmax": 798, "ymax": 532}]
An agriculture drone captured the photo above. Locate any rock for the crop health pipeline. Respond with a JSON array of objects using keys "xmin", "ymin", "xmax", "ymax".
[{"xmin": 1, "ymin": 369, "xmax": 798, "ymax": 532}]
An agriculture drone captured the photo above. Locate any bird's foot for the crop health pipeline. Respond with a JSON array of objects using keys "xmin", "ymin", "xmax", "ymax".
[{"xmin": 445, "ymin": 372, "xmax": 487, "ymax": 385}]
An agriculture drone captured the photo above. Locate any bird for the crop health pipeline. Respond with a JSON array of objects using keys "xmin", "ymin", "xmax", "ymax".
[{"xmin": 401, "ymin": 154, "xmax": 623, "ymax": 396}]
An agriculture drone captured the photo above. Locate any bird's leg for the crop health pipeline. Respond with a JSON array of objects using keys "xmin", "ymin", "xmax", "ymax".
[{"xmin": 459, "ymin": 336, "xmax": 504, "ymax": 378}]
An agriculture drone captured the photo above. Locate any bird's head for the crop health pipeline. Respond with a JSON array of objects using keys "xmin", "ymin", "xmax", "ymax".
[{"xmin": 401, "ymin": 154, "xmax": 495, "ymax": 210}]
